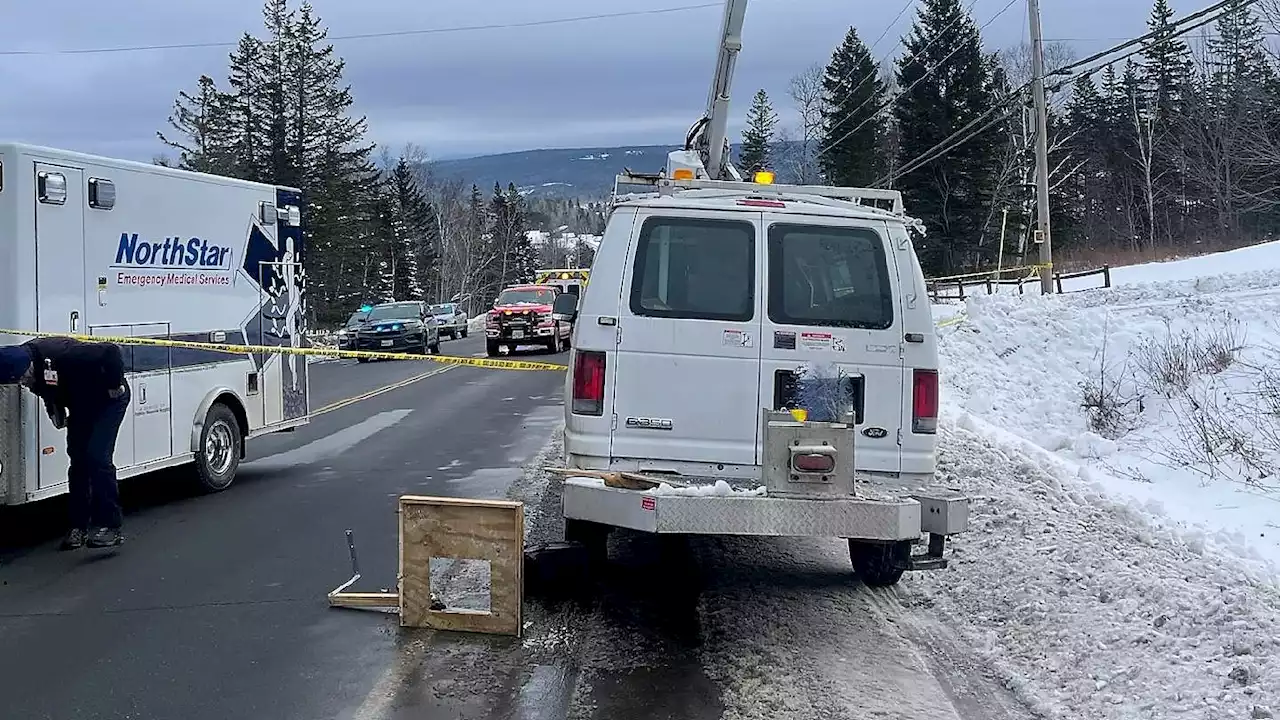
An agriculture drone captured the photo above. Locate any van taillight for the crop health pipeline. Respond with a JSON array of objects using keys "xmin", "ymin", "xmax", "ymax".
[
  {"xmin": 912, "ymin": 369, "xmax": 938, "ymax": 434},
  {"xmin": 572, "ymin": 351, "xmax": 606, "ymax": 416}
]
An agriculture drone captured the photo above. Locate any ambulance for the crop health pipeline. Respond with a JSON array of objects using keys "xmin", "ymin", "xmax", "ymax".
[{"xmin": 0, "ymin": 142, "xmax": 310, "ymax": 505}]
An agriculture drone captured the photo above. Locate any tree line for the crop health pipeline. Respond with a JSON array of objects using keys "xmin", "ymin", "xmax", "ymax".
[
  {"xmin": 740, "ymin": 0, "xmax": 1280, "ymax": 276},
  {"xmin": 157, "ymin": 0, "xmax": 602, "ymax": 326}
]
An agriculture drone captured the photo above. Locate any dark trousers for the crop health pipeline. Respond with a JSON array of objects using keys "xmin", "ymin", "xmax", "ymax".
[{"xmin": 65, "ymin": 386, "xmax": 130, "ymax": 530}]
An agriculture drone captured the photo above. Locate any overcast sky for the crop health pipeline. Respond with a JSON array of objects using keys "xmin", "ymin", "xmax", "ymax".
[{"xmin": 0, "ymin": 0, "xmax": 1208, "ymax": 162}]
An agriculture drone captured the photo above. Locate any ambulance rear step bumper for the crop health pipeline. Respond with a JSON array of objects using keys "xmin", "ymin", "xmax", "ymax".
[{"xmin": 561, "ymin": 477, "xmax": 968, "ymax": 543}]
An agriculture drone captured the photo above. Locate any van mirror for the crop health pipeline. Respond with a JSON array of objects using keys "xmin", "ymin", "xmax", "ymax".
[{"xmin": 552, "ymin": 293, "xmax": 578, "ymax": 322}]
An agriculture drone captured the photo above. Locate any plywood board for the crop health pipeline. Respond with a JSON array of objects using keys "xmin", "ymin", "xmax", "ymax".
[{"xmin": 397, "ymin": 495, "xmax": 524, "ymax": 636}]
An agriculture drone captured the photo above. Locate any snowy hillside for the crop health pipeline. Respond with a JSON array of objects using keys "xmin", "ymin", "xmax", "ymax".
[{"xmin": 917, "ymin": 243, "xmax": 1280, "ymax": 719}]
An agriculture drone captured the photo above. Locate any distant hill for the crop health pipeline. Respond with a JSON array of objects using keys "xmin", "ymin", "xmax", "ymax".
[{"xmin": 428, "ymin": 142, "xmax": 803, "ymax": 200}]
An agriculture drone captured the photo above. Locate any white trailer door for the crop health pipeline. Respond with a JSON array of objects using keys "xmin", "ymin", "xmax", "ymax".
[
  {"xmin": 609, "ymin": 210, "xmax": 764, "ymax": 467},
  {"xmin": 130, "ymin": 322, "xmax": 173, "ymax": 466},
  {"xmin": 34, "ymin": 163, "xmax": 85, "ymax": 491}
]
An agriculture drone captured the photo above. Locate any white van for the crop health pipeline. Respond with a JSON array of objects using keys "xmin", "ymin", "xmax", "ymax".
[
  {"xmin": 0, "ymin": 142, "xmax": 309, "ymax": 506},
  {"xmin": 553, "ymin": 173, "xmax": 967, "ymax": 586}
]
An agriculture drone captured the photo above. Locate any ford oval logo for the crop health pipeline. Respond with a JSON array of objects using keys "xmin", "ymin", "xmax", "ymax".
[{"xmin": 862, "ymin": 427, "xmax": 888, "ymax": 439}]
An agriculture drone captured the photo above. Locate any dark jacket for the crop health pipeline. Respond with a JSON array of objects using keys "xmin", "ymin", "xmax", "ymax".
[{"xmin": 22, "ymin": 337, "xmax": 127, "ymax": 410}]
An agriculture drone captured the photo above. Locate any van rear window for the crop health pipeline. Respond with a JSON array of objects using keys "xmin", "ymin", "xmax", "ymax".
[
  {"xmin": 629, "ymin": 217, "xmax": 754, "ymax": 321},
  {"xmin": 767, "ymin": 224, "xmax": 894, "ymax": 330}
]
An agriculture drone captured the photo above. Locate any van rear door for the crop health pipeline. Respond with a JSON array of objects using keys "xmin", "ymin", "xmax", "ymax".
[
  {"xmin": 609, "ymin": 209, "xmax": 763, "ymax": 467},
  {"xmin": 757, "ymin": 214, "xmax": 905, "ymax": 474}
]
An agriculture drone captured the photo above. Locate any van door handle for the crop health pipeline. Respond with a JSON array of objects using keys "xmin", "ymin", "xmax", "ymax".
[
  {"xmin": 69, "ymin": 311, "xmax": 80, "ymax": 333},
  {"xmin": 139, "ymin": 384, "xmax": 147, "ymax": 405}
]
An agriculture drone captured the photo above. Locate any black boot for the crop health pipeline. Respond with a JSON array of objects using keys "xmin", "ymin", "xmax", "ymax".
[
  {"xmin": 87, "ymin": 527, "xmax": 124, "ymax": 548},
  {"xmin": 59, "ymin": 528, "xmax": 87, "ymax": 551}
]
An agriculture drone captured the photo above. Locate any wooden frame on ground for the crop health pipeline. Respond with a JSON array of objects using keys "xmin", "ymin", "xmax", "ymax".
[{"xmin": 397, "ymin": 495, "xmax": 524, "ymax": 637}]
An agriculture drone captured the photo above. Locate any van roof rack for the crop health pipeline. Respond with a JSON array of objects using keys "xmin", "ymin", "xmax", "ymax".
[{"xmin": 613, "ymin": 171, "xmax": 905, "ymax": 217}]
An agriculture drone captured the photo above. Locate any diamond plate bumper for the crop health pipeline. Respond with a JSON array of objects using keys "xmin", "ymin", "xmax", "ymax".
[{"xmin": 561, "ymin": 477, "xmax": 957, "ymax": 540}]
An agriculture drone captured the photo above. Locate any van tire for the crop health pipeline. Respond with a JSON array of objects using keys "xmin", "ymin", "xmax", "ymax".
[
  {"xmin": 547, "ymin": 329, "xmax": 562, "ymax": 354},
  {"xmin": 564, "ymin": 518, "xmax": 610, "ymax": 568},
  {"xmin": 429, "ymin": 339, "xmax": 441, "ymax": 354},
  {"xmin": 460, "ymin": 327, "xmax": 468, "ymax": 339},
  {"xmin": 195, "ymin": 403, "xmax": 242, "ymax": 493},
  {"xmin": 848, "ymin": 539, "xmax": 910, "ymax": 587}
]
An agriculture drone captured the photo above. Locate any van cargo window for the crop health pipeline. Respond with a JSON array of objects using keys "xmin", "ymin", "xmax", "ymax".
[
  {"xmin": 767, "ymin": 224, "xmax": 894, "ymax": 330},
  {"xmin": 629, "ymin": 217, "xmax": 754, "ymax": 321}
]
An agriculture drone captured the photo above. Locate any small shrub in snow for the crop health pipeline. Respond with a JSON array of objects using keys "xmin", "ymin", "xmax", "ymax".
[
  {"xmin": 1133, "ymin": 319, "xmax": 1245, "ymax": 397},
  {"xmin": 1080, "ymin": 332, "xmax": 1143, "ymax": 439}
]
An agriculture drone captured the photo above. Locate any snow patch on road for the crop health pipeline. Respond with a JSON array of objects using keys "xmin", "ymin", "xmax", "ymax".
[{"xmin": 910, "ymin": 418, "xmax": 1280, "ymax": 720}]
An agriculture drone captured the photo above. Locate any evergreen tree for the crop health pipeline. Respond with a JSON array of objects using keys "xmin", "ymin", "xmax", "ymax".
[
  {"xmin": 819, "ymin": 27, "xmax": 886, "ymax": 187},
  {"xmin": 894, "ymin": 0, "xmax": 1004, "ymax": 273},
  {"xmin": 156, "ymin": 75, "xmax": 234, "ymax": 175},
  {"xmin": 739, "ymin": 89, "xmax": 778, "ymax": 173},
  {"xmin": 1141, "ymin": 0, "xmax": 1192, "ymax": 122}
]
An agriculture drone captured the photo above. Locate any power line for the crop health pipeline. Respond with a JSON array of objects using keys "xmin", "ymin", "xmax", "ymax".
[
  {"xmin": 884, "ymin": 0, "xmax": 1258, "ymax": 184},
  {"xmin": 817, "ymin": 0, "xmax": 1021, "ymax": 158},
  {"xmin": 0, "ymin": 3, "xmax": 724, "ymax": 56}
]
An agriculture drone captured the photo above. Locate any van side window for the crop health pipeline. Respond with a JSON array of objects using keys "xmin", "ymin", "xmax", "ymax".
[
  {"xmin": 767, "ymin": 224, "xmax": 894, "ymax": 330},
  {"xmin": 629, "ymin": 217, "xmax": 755, "ymax": 321}
]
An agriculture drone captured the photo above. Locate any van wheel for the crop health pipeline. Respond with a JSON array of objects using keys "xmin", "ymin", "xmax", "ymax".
[
  {"xmin": 461, "ymin": 327, "xmax": 469, "ymax": 339},
  {"xmin": 429, "ymin": 339, "xmax": 441, "ymax": 354},
  {"xmin": 849, "ymin": 539, "xmax": 910, "ymax": 587},
  {"xmin": 195, "ymin": 403, "xmax": 241, "ymax": 493},
  {"xmin": 547, "ymin": 329, "xmax": 562, "ymax": 354},
  {"xmin": 565, "ymin": 518, "xmax": 610, "ymax": 568}
]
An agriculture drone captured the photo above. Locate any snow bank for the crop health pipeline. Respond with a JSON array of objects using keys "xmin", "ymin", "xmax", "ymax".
[
  {"xmin": 938, "ymin": 268, "xmax": 1280, "ymax": 569},
  {"xmin": 910, "ymin": 420, "xmax": 1280, "ymax": 720}
]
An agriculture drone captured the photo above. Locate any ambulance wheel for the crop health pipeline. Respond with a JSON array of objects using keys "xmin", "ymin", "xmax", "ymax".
[
  {"xmin": 195, "ymin": 403, "xmax": 241, "ymax": 493},
  {"xmin": 848, "ymin": 539, "xmax": 910, "ymax": 587},
  {"xmin": 486, "ymin": 341, "xmax": 501, "ymax": 357}
]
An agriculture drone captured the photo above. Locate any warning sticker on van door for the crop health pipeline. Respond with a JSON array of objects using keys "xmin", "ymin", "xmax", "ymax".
[
  {"xmin": 799, "ymin": 331, "xmax": 834, "ymax": 351},
  {"xmin": 722, "ymin": 329, "xmax": 753, "ymax": 348}
]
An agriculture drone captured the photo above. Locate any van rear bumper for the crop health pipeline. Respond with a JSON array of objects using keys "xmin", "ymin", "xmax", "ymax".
[{"xmin": 561, "ymin": 477, "xmax": 968, "ymax": 541}]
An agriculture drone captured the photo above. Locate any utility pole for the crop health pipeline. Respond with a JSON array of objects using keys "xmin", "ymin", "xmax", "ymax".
[{"xmin": 1028, "ymin": 0, "xmax": 1054, "ymax": 295}]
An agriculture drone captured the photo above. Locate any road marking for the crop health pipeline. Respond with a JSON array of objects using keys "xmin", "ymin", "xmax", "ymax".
[
  {"xmin": 312, "ymin": 365, "xmax": 456, "ymax": 417},
  {"xmin": 352, "ymin": 641, "xmax": 430, "ymax": 720},
  {"xmin": 250, "ymin": 410, "xmax": 414, "ymax": 469}
]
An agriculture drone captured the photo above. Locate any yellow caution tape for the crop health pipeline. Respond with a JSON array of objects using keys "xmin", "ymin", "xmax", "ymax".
[{"xmin": 0, "ymin": 328, "xmax": 569, "ymax": 371}]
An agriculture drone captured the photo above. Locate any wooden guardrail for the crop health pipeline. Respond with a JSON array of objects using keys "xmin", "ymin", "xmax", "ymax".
[{"xmin": 927, "ymin": 265, "xmax": 1111, "ymax": 301}]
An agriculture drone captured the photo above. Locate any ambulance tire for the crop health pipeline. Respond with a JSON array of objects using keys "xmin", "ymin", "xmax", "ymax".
[
  {"xmin": 195, "ymin": 403, "xmax": 242, "ymax": 493},
  {"xmin": 848, "ymin": 539, "xmax": 910, "ymax": 587}
]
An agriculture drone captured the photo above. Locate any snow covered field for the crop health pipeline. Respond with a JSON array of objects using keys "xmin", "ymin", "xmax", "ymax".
[{"xmin": 924, "ymin": 242, "xmax": 1280, "ymax": 718}]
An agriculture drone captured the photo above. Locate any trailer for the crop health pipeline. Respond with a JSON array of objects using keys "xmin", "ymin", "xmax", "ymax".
[{"xmin": 0, "ymin": 142, "xmax": 310, "ymax": 504}]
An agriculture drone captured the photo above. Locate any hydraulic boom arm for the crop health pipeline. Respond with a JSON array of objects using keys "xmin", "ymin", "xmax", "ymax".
[{"xmin": 678, "ymin": 0, "xmax": 749, "ymax": 182}]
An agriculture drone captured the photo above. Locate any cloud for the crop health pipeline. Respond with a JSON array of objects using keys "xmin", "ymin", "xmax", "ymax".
[{"xmin": 0, "ymin": 0, "xmax": 1195, "ymax": 161}]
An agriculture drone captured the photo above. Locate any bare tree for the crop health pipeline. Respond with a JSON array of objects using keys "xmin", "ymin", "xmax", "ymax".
[
  {"xmin": 999, "ymin": 41, "xmax": 1076, "ymax": 105},
  {"xmin": 786, "ymin": 62, "xmax": 825, "ymax": 183}
]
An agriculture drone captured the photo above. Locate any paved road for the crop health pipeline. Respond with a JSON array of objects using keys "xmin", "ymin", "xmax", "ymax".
[
  {"xmin": 0, "ymin": 334, "xmax": 569, "ymax": 720},
  {"xmin": 0, "ymin": 334, "xmax": 1032, "ymax": 720}
]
